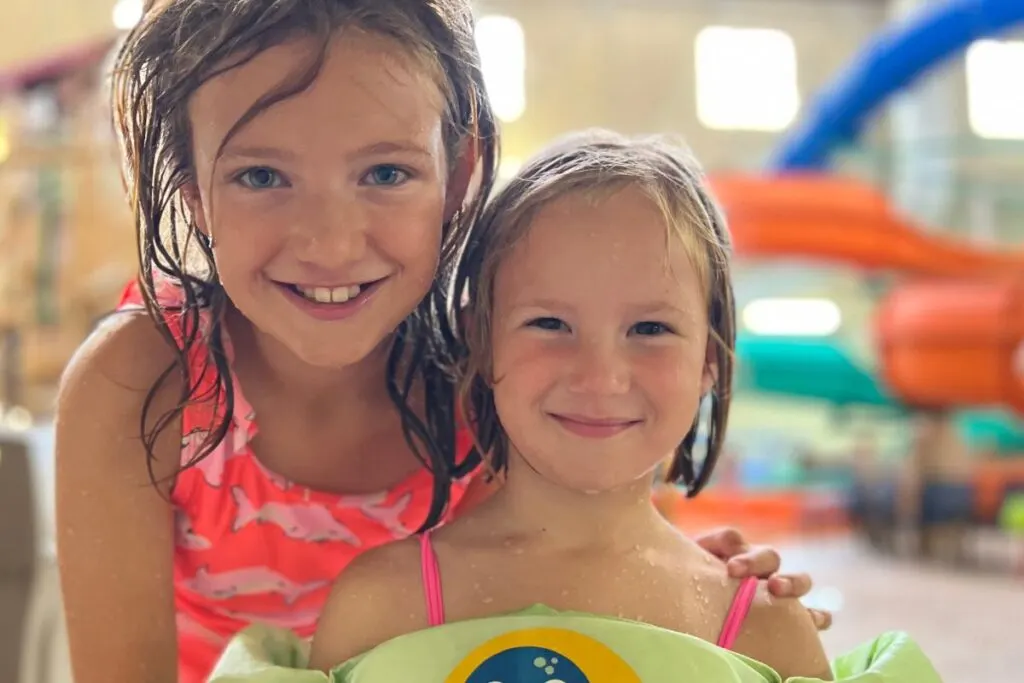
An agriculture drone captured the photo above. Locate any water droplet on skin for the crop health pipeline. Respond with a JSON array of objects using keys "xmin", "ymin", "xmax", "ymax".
[
  {"xmin": 482, "ymin": 596, "xmax": 494, "ymax": 604},
  {"xmin": 561, "ymin": 589, "xmax": 569, "ymax": 597}
]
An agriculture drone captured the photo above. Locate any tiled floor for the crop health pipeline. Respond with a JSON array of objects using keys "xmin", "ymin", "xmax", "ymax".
[{"xmin": 780, "ymin": 537, "xmax": 1022, "ymax": 683}]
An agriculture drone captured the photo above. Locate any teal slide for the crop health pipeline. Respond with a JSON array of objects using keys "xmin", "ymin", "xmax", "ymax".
[
  {"xmin": 737, "ymin": 335, "xmax": 1024, "ymax": 455},
  {"xmin": 208, "ymin": 610, "xmax": 942, "ymax": 683},
  {"xmin": 735, "ymin": 336, "xmax": 896, "ymax": 409}
]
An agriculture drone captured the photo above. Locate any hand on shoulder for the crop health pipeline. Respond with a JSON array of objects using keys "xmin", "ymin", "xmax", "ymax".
[
  {"xmin": 308, "ymin": 536, "xmax": 428, "ymax": 672},
  {"xmin": 731, "ymin": 584, "xmax": 834, "ymax": 681}
]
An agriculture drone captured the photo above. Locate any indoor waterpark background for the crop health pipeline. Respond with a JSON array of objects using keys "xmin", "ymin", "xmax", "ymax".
[{"xmin": 1, "ymin": 0, "xmax": 1022, "ymax": 681}]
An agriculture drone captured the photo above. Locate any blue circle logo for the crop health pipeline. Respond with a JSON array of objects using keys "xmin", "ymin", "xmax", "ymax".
[
  {"xmin": 445, "ymin": 628, "xmax": 640, "ymax": 683},
  {"xmin": 465, "ymin": 646, "xmax": 587, "ymax": 682}
]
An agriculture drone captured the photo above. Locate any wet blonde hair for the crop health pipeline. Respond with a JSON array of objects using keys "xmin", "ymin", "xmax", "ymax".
[{"xmin": 454, "ymin": 129, "xmax": 735, "ymax": 497}]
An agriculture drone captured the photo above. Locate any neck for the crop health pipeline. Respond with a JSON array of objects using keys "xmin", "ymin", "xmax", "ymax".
[
  {"xmin": 224, "ymin": 306, "xmax": 394, "ymax": 410},
  {"xmin": 482, "ymin": 449, "xmax": 665, "ymax": 551}
]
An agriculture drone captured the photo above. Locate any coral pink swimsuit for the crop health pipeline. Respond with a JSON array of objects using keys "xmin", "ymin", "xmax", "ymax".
[{"xmin": 117, "ymin": 280, "xmax": 476, "ymax": 683}]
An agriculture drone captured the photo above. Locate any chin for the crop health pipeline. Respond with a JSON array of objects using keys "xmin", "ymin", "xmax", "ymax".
[{"xmin": 275, "ymin": 328, "xmax": 392, "ymax": 370}]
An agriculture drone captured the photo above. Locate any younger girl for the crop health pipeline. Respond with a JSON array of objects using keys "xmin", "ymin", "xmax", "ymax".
[
  {"xmin": 303, "ymin": 131, "xmax": 836, "ymax": 681},
  {"xmin": 55, "ymin": 3, "xmax": 822, "ymax": 683}
]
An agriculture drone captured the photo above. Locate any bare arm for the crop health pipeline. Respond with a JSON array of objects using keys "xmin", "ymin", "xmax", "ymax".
[
  {"xmin": 308, "ymin": 540, "xmax": 425, "ymax": 671},
  {"xmin": 732, "ymin": 587, "xmax": 834, "ymax": 680},
  {"xmin": 56, "ymin": 313, "xmax": 183, "ymax": 683}
]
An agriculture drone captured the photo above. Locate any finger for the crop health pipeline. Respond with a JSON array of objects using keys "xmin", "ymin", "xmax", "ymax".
[
  {"xmin": 697, "ymin": 527, "xmax": 748, "ymax": 559},
  {"xmin": 767, "ymin": 572, "xmax": 813, "ymax": 598},
  {"xmin": 810, "ymin": 609, "xmax": 833, "ymax": 631},
  {"xmin": 727, "ymin": 544, "xmax": 782, "ymax": 579}
]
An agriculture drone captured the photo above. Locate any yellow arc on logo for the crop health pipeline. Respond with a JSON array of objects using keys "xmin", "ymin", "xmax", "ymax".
[{"xmin": 444, "ymin": 627, "xmax": 642, "ymax": 682}]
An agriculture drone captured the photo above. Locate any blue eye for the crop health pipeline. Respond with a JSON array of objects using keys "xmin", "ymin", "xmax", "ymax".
[
  {"xmin": 237, "ymin": 167, "xmax": 283, "ymax": 190},
  {"xmin": 364, "ymin": 164, "xmax": 410, "ymax": 186},
  {"xmin": 632, "ymin": 321, "xmax": 672, "ymax": 336},
  {"xmin": 527, "ymin": 317, "xmax": 568, "ymax": 332}
]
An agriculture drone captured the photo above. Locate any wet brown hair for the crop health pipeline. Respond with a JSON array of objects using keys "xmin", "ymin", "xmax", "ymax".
[
  {"xmin": 112, "ymin": 0, "xmax": 498, "ymax": 529},
  {"xmin": 454, "ymin": 130, "xmax": 735, "ymax": 497}
]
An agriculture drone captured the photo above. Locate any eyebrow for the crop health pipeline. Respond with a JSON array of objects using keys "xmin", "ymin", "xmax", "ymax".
[
  {"xmin": 220, "ymin": 145, "xmax": 297, "ymax": 162},
  {"xmin": 351, "ymin": 140, "xmax": 435, "ymax": 159},
  {"xmin": 220, "ymin": 140, "xmax": 435, "ymax": 163},
  {"xmin": 514, "ymin": 298, "xmax": 695, "ymax": 320}
]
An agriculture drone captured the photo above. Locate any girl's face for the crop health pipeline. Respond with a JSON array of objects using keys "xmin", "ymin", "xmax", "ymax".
[
  {"xmin": 490, "ymin": 186, "xmax": 717, "ymax": 493},
  {"xmin": 188, "ymin": 30, "xmax": 461, "ymax": 368}
]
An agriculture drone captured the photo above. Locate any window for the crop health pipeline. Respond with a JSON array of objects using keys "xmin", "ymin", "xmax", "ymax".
[
  {"xmin": 694, "ymin": 26, "xmax": 799, "ymax": 132},
  {"xmin": 475, "ymin": 16, "xmax": 526, "ymax": 123},
  {"xmin": 112, "ymin": 0, "xmax": 144, "ymax": 30},
  {"xmin": 966, "ymin": 39, "xmax": 1024, "ymax": 140},
  {"xmin": 742, "ymin": 298, "xmax": 841, "ymax": 337}
]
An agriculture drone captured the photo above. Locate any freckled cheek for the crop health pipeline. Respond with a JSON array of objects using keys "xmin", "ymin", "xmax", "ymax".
[
  {"xmin": 492, "ymin": 338, "xmax": 574, "ymax": 392},
  {"xmin": 209, "ymin": 201, "xmax": 289, "ymax": 272},
  {"xmin": 370, "ymin": 205, "xmax": 444, "ymax": 269},
  {"xmin": 632, "ymin": 348, "xmax": 705, "ymax": 401}
]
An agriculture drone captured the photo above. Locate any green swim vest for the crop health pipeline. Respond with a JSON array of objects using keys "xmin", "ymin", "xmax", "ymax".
[{"xmin": 208, "ymin": 605, "xmax": 941, "ymax": 683}]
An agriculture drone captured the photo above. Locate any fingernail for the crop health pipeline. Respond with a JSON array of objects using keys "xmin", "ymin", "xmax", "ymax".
[
  {"xmin": 728, "ymin": 560, "xmax": 746, "ymax": 576},
  {"xmin": 776, "ymin": 578, "xmax": 792, "ymax": 593}
]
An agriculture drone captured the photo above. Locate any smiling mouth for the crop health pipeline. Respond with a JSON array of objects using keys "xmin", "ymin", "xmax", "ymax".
[
  {"xmin": 549, "ymin": 413, "xmax": 643, "ymax": 438},
  {"xmin": 275, "ymin": 278, "xmax": 386, "ymax": 304},
  {"xmin": 552, "ymin": 414, "xmax": 640, "ymax": 427}
]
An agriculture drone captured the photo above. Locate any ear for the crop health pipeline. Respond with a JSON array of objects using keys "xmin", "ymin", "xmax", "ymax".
[
  {"xmin": 443, "ymin": 135, "xmax": 480, "ymax": 221},
  {"xmin": 181, "ymin": 182, "xmax": 211, "ymax": 237},
  {"xmin": 701, "ymin": 337, "xmax": 719, "ymax": 397}
]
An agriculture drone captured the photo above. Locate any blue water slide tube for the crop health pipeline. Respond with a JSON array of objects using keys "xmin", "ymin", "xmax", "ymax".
[{"xmin": 769, "ymin": 0, "xmax": 1024, "ymax": 171}]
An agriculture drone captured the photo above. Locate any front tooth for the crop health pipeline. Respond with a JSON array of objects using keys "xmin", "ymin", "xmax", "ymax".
[
  {"xmin": 329, "ymin": 287, "xmax": 351, "ymax": 303},
  {"xmin": 313, "ymin": 287, "xmax": 332, "ymax": 303}
]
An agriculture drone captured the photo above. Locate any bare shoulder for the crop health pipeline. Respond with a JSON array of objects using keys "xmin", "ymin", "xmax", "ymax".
[
  {"xmin": 731, "ymin": 583, "xmax": 833, "ymax": 681},
  {"xmin": 56, "ymin": 310, "xmax": 187, "ymax": 683},
  {"xmin": 309, "ymin": 536, "xmax": 429, "ymax": 672},
  {"xmin": 61, "ymin": 309, "xmax": 179, "ymax": 403}
]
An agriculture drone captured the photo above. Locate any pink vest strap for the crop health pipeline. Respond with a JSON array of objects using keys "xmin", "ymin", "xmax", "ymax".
[
  {"xmin": 716, "ymin": 576, "xmax": 759, "ymax": 650},
  {"xmin": 420, "ymin": 531, "xmax": 758, "ymax": 645},
  {"xmin": 419, "ymin": 533, "xmax": 445, "ymax": 626}
]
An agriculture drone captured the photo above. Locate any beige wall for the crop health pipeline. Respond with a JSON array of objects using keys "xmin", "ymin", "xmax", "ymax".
[
  {"xmin": 475, "ymin": 0, "xmax": 889, "ymax": 171},
  {"xmin": 2, "ymin": 0, "xmax": 118, "ymax": 70}
]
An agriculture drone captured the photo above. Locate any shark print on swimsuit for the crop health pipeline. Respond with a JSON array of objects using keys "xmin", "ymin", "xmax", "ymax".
[
  {"xmin": 181, "ymin": 426, "xmax": 292, "ymax": 491},
  {"xmin": 181, "ymin": 565, "xmax": 327, "ymax": 605},
  {"xmin": 231, "ymin": 486, "xmax": 362, "ymax": 544},
  {"xmin": 176, "ymin": 509, "xmax": 212, "ymax": 551},
  {"xmin": 358, "ymin": 491, "xmax": 413, "ymax": 539}
]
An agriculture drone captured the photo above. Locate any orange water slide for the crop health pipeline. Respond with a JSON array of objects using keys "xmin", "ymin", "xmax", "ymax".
[
  {"xmin": 709, "ymin": 174, "xmax": 1024, "ymax": 276},
  {"xmin": 877, "ymin": 278, "xmax": 1024, "ymax": 415},
  {"xmin": 710, "ymin": 173, "xmax": 1024, "ymax": 416}
]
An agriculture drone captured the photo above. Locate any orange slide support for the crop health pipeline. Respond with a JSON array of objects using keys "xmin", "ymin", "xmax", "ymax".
[{"xmin": 709, "ymin": 174, "xmax": 1024, "ymax": 277}]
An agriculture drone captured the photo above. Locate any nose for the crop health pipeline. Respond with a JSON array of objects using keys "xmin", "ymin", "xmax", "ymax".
[
  {"xmin": 290, "ymin": 189, "xmax": 368, "ymax": 266},
  {"xmin": 567, "ymin": 340, "xmax": 631, "ymax": 396}
]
